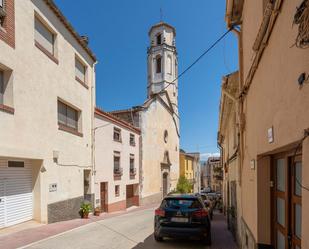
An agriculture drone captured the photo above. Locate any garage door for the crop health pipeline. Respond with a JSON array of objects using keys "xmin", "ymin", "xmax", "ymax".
[{"xmin": 0, "ymin": 159, "xmax": 33, "ymax": 228}]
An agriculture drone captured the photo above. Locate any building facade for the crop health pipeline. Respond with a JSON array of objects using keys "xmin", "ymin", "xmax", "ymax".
[
  {"xmin": 0, "ymin": 0, "xmax": 96, "ymax": 227},
  {"xmin": 94, "ymin": 108, "xmax": 140, "ymax": 213},
  {"xmin": 179, "ymin": 151, "xmax": 195, "ymax": 192},
  {"xmin": 207, "ymin": 157, "xmax": 223, "ymax": 193},
  {"xmin": 187, "ymin": 152, "xmax": 201, "ymax": 193},
  {"xmin": 218, "ymin": 71, "xmax": 241, "ymax": 243},
  {"xmin": 111, "ymin": 22, "xmax": 180, "ymax": 205},
  {"xmin": 225, "ymin": 0, "xmax": 309, "ymax": 248}
]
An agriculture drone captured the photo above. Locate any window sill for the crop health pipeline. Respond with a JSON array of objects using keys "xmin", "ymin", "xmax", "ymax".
[
  {"xmin": 58, "ymin": 123, "xmax": 83, "ymax": 137},
  {"xmin": 130, "ymin": 143, "xmax": 136, "ymax": 147},
  {"xmin": 75, "ymin": 76, "xmax": 89, "ymax": 89},
  {"xmin": 0, "ymin": 104, "xmax": 14, "ymax": 114},
  {"xmin": 35, "ymin": 40, "xmax": 59, "ymax": 65},
  {"xmin": 113, "ymin": 139, "xmax": 122, "ymax": 143}
]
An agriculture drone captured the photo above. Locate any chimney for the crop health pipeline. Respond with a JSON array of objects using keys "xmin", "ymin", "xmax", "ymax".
[{"xmin": 80, "ymin": 35, "xmax": 89, "ymax": 45}]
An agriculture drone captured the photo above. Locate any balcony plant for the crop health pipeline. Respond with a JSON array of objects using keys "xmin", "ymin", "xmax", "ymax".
[{"xmin": 80, "ymin": 202, "xmax": 92, "ymax": 219}]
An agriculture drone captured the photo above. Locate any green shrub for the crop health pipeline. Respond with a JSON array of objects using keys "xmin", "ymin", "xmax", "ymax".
[
  {"xmin": 176, "ymin": 176, "xmax": 193, "ymax": 194},
  {"xmin": 80, "ymin": 202, "xmax": 92, "ymax": 214}
]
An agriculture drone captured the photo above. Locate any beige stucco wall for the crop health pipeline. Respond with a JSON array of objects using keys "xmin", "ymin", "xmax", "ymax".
[
  {"xmin": 94, "ymin": 114, "xmax": 140, "ymax": 206},
  {"xmin": 140, "ymin": 99, "xmax": 180, "ymax": 202},
  {"xmin": 0, "ymin": 1, "xmax": 95, "ymax": 223},
  {"xmin": 240, "ymin": 0, "xmax": 309, "ymax": 245}
]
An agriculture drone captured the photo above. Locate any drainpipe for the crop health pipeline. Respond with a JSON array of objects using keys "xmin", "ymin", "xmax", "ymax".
[
  {"xmin": 231, "ymin": 27, "xmax": 244, "ymax": 187},
  {"xmin": 91, "ymin": 61, "xmax": 98, "ymax": 206}
]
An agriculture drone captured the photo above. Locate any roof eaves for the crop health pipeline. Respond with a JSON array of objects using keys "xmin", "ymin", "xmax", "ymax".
[{"xmin": 43, "ymin": 0, "xmax": 97, "ymax": 62}]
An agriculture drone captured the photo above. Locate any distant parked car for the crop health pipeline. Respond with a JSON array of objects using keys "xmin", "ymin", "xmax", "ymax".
[{"xmin": 154, "ymin": 194, "xmax": 211, "ymax": 245}]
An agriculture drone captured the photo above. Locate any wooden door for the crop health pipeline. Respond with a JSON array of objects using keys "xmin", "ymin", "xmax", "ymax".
[
  {"xmin": 273, "ymin": 154, "xmax": 302, "ymax": 249},
  {"xmin": 100, "ymin": 182, "xmax": 107, "ymax": 212},
  {"xmin": 291, "ymin": 156, "xmax": 302, "ymax": 249}
]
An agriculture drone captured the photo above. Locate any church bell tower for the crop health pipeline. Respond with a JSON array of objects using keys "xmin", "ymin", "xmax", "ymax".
[{"xmin": 147, "ymin": 22, "xmax": 178, "ymax": 114}]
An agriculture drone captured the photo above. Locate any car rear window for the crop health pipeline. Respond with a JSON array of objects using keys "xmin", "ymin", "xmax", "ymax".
[{"xmin": 161, "ymin": 198, "xmax": 203, "ymax": 209}]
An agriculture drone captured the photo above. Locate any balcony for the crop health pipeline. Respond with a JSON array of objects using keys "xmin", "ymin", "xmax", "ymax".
[
  {"xmin": 114, "ymin": 167, "xmax": 123, "ymax": 180},
  {"xmin": 130, "ymin": 168, "xmax": 137, "ymax": 179}
]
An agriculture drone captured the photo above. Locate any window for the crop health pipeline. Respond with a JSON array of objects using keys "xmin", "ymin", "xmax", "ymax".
[
  {"xmin": 115, "ymin": 185, "xmax": 120, "ymax": 197},
  {"xmin": 8, "ymin": 161, "xmax": 24, "ymax": 168},
  {"xmin": 113, "ymin": 151, "xmax": 122, "ymax": 175},
  {"xmin": 164, "ymin": 130, "xmax": 168, "ymax": 143},
  {"xmin": 156, "ymin": 56, "xmax": 161, "ymax": 74},
  {"xmin": 130, "ymin": 134, "xmax": 135, "ymax": 146},
  {"xmin": 157, "ymin": 33, "xmax": 162, "ymax": 45},
  {"xmin": 35, "ymin": 16, "xmax": 55, "ymax": 56},
  {"xmin": 75, "ymin": 57, "xmax": 87, "ymax": 85},
  {"xmin": 113, "ymin": 127, "xmax": 122, "ymax": 142},
  {"xmin": 58, "ymin": 100, "xmax": 79, "ymax": 130},
  {"xmin": 0, "ymin": 0, "xmax": 5, "ymax": 26},
  {"xmin": 130, "ymin": 154, "xmax": 135, "ymax": 173},
  {"xmin": 0, "ymin": 70, "xmax": 3, "ymax": 104}
]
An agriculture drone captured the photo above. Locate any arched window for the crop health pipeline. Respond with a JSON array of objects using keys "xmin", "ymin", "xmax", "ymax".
[
  {"xmin": 156, "ymin": 56, "xmax": 161, "ymax": 74},
  {"xmin": 157, "ymin": 33, "xmax": 162, "ymax": 45}
]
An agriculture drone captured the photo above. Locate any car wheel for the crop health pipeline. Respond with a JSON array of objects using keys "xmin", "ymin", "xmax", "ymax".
[
  {"xmin": 202, "ymin": 232, "xmax": 212, "ymax": 246},
  {"xmin": 154, "ymin": 234, "xmax": 163, "ymax": 242}
]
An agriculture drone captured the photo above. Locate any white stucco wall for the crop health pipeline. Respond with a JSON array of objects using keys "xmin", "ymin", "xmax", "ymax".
[
  {"xmin": 94, "ymin": 114, "xmax": 140, "ymax": 206},
  {"xmin": 0, "ymin": 1, "xmax": 95, "ymax": 223}
]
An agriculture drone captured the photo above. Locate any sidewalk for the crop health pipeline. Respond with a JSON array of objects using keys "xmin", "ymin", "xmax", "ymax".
[{"xmin": 0, "ymin": 203, "xmax": 159, "ymax": 249}]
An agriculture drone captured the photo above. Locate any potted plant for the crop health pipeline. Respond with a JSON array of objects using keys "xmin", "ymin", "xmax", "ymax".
[
  {"xmin": 94, "ymin": 206, "xmax": 101, "ymax": 216},
  {"xmin": 80, "ymin": 202, "xmax": 92, "ymax": 218}
]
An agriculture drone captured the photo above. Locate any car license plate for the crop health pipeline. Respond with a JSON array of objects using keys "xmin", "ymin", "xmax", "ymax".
[{"xmin": 171, "ymin": 217, "xmax": 188, "ymax": 223}]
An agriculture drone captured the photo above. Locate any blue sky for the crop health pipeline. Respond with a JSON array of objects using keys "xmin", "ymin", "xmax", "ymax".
[{"xmin": 55, "ymin": 0, "xmax": 238, "ymax": 160}]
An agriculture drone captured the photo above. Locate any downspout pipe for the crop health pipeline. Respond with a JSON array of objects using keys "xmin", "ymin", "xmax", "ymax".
[{"xmin": 231, "ymin": 27, "xmax": 244, "ymax": 187}]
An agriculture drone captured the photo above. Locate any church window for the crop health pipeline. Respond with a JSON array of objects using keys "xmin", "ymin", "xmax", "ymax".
[
  {"xmin": 164, "ymin": 130, "xmax": 168, "ymax": 143},
  {"xmin": 156, "ymin": 56, "xmax": 162, "ymax": 74},
  {"xmin": 157, "ymin": 33, "xmax": 162, "ymax": 45}
]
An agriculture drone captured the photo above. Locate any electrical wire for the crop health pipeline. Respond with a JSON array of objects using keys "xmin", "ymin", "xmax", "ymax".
[
  {"xmin": 292, "ymin": 131, "xmax": 309, "ymax": 192},
  {"xmin": 159, "ymin": 27, "xmax": 233, "ymax": 94}
]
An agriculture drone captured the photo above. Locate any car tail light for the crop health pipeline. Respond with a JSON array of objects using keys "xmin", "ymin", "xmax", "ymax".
[
  {"xmin": 155, "ymin": 208, "xmax": 165, "ymax": 217},
  {"xmin": 193, "ymin": 209, "xmax": 208, "ymax": 218}
]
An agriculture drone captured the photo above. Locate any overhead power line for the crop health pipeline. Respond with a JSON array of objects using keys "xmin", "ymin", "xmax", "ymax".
[{"xmin": 160, "ymin": 27, "xmax": 233, "ymax": 93}]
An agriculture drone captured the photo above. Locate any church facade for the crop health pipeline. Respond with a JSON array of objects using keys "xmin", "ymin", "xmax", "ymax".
[{"xmin": 111, "ymin": 22, "xmax": 180, "ymax": 205}]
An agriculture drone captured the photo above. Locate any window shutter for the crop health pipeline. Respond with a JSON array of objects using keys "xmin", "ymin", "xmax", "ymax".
[
  {"xmin": 58, "ymin": 101, "xmax": 67, "ymax": 125},
  {"xmin": 35, "ymin": 18, "xmax": 54, "ymax": 55},
  {"xmin": 66, "ymin": 106, "xmax": 77, "ymax": 129},
  {"xmin": 75, "ymin": 58, "xmax": 86, "ymax": 82}
]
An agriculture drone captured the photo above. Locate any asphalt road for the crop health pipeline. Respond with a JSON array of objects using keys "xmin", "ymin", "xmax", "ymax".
[{"xmin": 26, "ymin": 208, "xmax": 237, "ymax": 249}]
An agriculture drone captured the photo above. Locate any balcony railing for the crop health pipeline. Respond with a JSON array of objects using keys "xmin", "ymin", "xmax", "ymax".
[
  {"xmin": 114, "ymin": 167, "xmax": 123, "ymax": 177},
  {"xmin": 130, "ymin": 168, "xmax": 137, "ymax": 175}
]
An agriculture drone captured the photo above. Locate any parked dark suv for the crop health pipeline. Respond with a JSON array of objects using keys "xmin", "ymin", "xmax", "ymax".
[{"xmin": 154, "ymin": 194, "xmax": 211, "ymax": 245}]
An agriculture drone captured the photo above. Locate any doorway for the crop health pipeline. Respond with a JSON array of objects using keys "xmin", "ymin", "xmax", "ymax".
[
  {"xmin": 100, "ymin": 182, "xmax": 108, "ymax": 213},
  {"xmin": 272, "ymin": 154, "xmax": 302, "ymax": 249},
  {"xmin": 163, "ymin": 172, "xmax": 169, "ymax": 197}
]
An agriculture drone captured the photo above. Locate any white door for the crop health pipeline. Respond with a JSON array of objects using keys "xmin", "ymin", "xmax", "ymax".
[{"xmin": 0, "ymin": 159, "xmax": 33, "ymax": 228}]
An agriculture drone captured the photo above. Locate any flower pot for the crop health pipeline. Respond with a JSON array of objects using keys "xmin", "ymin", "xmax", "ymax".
[
  {"xmin": 82, "ymin": 212, "xmax": 89, "ymax": 219},
  {"xmin": 94, "ymin": 209, "xmax": 100, "ymax": 216}
]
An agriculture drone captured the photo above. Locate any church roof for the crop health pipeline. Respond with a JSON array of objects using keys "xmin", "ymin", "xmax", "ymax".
[{"xmin": 149, "ymin": 22, "xmax": 176, "ymax": 36}]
